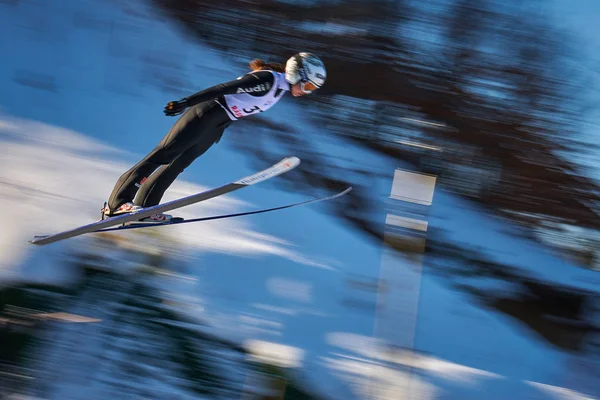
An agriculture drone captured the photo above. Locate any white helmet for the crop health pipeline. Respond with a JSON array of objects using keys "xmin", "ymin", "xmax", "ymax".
[{"xmin": 285, "ymin": 52, "xmax": 326, "ymax": 93}]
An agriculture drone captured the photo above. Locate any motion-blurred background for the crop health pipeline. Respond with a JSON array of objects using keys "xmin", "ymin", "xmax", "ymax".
[{"xmin": 0, "ymin": 0, "xmax": 598, "ymax": 399}]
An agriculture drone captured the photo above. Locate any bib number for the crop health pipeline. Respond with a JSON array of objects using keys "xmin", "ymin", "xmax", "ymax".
[{"xmin": 243, "ymin": 105, "xmax": 263, "ymax": 114}]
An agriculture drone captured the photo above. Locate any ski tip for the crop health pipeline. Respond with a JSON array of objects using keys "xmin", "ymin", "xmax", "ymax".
[
  {"xmin": 329, "ymin": 186, "xmax": 353, "ymax": 200},
  {"xmin": 285, "ymin": 156, "xmax": 301, "ymax": 165},
  {"xmin": 277, "ymin": 156, "xmax": 300, "ymax": 170},
  {"xmin": 28, "ymin": 235, "xmax": 51, "ymax": 245}
]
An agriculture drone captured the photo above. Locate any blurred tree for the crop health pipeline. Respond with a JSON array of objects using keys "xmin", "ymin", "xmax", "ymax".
[
  {"xmin": 425, "ymin": 234, "xmax": 600, "ymax": 355},
  {"xmin": 149, "ymin": 0, "xmax": 599, "ymax": 253}
]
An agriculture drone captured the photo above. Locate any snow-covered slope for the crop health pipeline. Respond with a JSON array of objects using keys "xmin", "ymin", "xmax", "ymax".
[{"xmin": 0, "ymin": 0, "xmax": 598, "ymax": 399}]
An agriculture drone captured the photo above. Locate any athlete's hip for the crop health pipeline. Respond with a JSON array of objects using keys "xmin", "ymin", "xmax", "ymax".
[{"xmin": 191, "ymin": 100, "xmax": 232, "ymax": 128}]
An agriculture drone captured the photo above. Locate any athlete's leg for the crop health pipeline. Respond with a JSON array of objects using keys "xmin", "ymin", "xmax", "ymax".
[
  {"xmin": 134, "ymin": 124, "xmax": 227, "ymax": 207},
  {"xmin": 107, "ymin": 107, "xmax": 207, "ymax": 211}
]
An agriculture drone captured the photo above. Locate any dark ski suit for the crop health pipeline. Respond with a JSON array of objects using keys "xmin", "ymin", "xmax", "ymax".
[{"xmin": 107, "ymin": 70, "xmax": 289, "ymax": 213}]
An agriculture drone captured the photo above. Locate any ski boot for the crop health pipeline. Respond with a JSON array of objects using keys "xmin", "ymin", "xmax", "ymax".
[{"xmin": 100, "ymin": 202, "xmax": 174, "ymax": 224}]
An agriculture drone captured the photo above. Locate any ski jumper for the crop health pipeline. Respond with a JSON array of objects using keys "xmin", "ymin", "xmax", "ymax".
[{"xmin": 107, "ymin": 70, "xmax": 289, "ymax": 212}]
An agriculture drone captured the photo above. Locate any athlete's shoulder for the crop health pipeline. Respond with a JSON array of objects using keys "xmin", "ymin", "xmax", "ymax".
[
  {"xmin": 237, "ymin": 69, "xmax": 276, "ymax": 83},
  {"xmin": 232, "ymin": 70, "xmax": 276, "ymax": 96}
]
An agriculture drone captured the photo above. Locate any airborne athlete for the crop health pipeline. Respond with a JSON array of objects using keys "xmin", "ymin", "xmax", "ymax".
[{"xmin": 102, "ymin": 52, "xmax": 327, "ymax": 222}]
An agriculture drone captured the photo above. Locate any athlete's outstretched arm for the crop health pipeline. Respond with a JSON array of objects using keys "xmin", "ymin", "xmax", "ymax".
[{"xmin": 164, "ymin": 71, "xmax": 275, "ymax": 116}]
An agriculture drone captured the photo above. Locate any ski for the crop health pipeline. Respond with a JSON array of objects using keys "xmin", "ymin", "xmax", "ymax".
[
  {"xmin": 28, "ymin": 157, "xmax": 300, "ymax": 245},
  {"xmin": 94, "ymin": 186, "xmax": 352, "ymax": 233}
]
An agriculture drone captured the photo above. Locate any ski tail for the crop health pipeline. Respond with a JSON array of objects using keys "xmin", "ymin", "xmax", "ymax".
[
  {"xmin": 95, "ymin": 187, "xmax": 353, "ymax": 233},
  {"xmin": 28, "ymin": 157, "xmax": 300, "ymax": 245}
]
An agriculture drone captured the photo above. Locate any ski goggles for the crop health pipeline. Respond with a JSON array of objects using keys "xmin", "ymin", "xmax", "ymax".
[{"xmin": 300, "ymin": 81, "xmax": 319, "ymax": 94}]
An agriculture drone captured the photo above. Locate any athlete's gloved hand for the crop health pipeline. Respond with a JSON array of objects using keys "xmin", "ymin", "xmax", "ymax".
[{"xmin": 163, "ymin": 99, "xmax": 189, "ymax": 116}]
